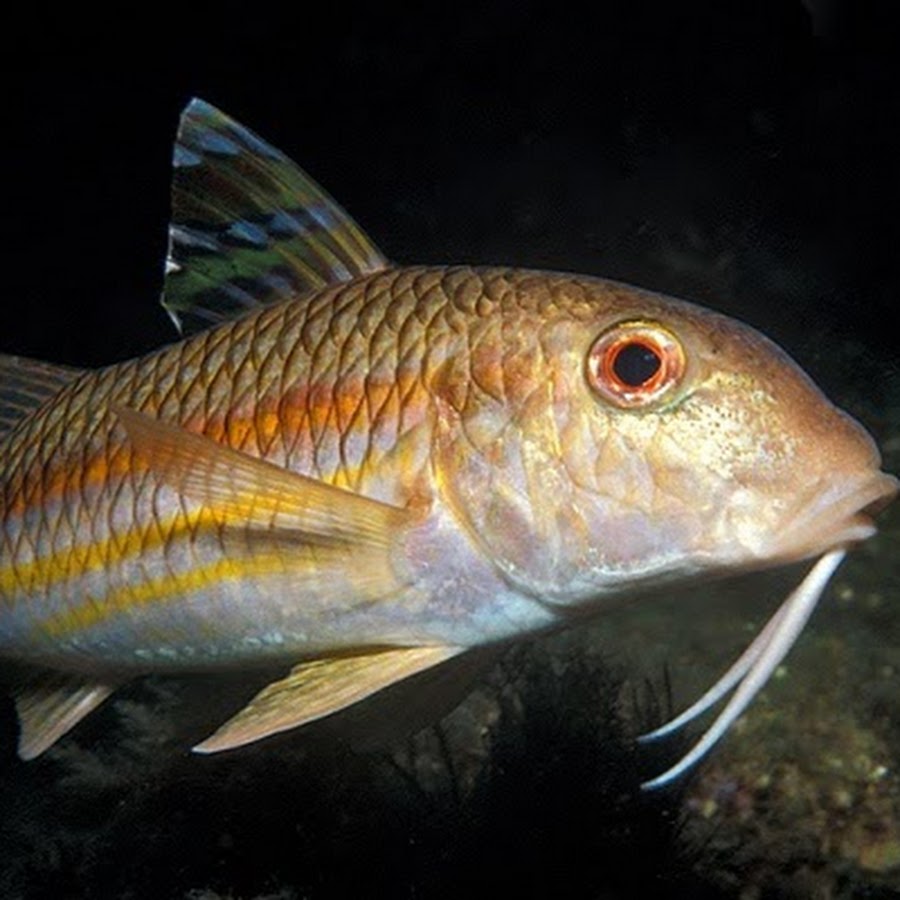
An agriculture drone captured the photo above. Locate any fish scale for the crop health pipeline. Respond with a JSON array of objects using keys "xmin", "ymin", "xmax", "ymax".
[
  {"xmin": 0, "ymin": 100, "xmax": 894, "ymax": 786},
  {"xmin": 0, "ymin": 266, "xmax": 528, "ymax": 655}
]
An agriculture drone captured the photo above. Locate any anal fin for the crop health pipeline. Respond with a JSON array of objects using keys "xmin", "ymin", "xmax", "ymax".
[
  {"xmin": 194, "ymin": 645, "xmax": 460, "ymax": 754},
  {"xmin": 12, "ymin": 671, "xmax": 119, "ymax": 760}
]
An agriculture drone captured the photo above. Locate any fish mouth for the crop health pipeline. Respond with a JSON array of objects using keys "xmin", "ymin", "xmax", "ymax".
[
  {"xmin": 775, "ymin": 470, "xmax": 898, "ymax": 561},
  {"xmin": 640, "ymin": 468, "xmax": 897, "ymax": 790}
]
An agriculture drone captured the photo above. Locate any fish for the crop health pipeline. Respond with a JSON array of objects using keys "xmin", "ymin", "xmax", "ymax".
[{"xmin": 0, "ymin": 99, "xmax": 895, "ymax": 789}]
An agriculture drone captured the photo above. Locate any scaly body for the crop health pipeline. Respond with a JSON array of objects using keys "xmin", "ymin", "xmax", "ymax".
[
  {"xmin": 0, "ymin": 100, "xmax": 894, "ymax": 785},
  {"xmin": 1, "ymin": 266, "xmax": 581, "ymax": 667}
]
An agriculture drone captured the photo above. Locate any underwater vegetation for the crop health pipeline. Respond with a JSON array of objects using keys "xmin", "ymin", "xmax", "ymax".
[
  {"xmin": 1, "ymin": 113, "xmax": 898, "ymax": 892},
  {"xmin": 0, "ymin": 639, "xmax": 695, "ymax": 899},
  {"xmin": 1, "ymin": 100, "xmax": 892, "ymax": 792},
  {"xmin": 4, "ymin": 564, "xmax": 900, "ymax": 900},
  {"xmin": 3, "ymin": 5, "xmax": 899, "ymax": 896}
]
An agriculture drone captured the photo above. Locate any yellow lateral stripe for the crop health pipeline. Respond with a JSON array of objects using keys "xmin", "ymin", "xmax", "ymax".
[
  {"xmin": 39, "ymin": 552, "xmax": 292, "ymax": 639},
  {"xmin": 0, "ymin": 506, "xmax": 225, "ymax": 600},
  {"xmin": 1, "ymin": 453, "xmax": 378, "ymax": 600}
]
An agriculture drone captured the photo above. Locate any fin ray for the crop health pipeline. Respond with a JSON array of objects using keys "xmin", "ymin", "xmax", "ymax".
[
  {"xmin": 0, "ymin": 355, "xmax": 82, "ymax": 438},
  {"xmin": 163, "ymin": 98, "xmax": 389, "ymax": 334},
  {"xmin": 194, "ymin": 645, "xmax": 460, "ymax": 753},
  {"xmin": 12, "ymin": 671, "xmax": 118, "ymax": 759},
  {"xmin": 113, "ymin": 406, "xmax": 412, "ymax": 545},
  {"xmin": 115, "ymin": 406, "xmax": 414, "ymax": 602}
]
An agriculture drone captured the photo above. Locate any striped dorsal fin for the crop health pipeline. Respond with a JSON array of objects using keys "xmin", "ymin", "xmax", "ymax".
[{"xmin": 162, "ymin": 98, "xmax": 389, "ymax": 334}]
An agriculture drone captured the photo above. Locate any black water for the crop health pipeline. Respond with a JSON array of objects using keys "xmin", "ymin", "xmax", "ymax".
[{"xmin": 3, "ymin": 3, "xmax": 899, "ymax": 896}]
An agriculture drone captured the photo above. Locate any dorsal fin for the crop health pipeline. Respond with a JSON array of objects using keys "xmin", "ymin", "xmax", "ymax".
[
  {"xmin": 162, "ymin": 98, "xmax": 390, "ymax": 334},
  {"xmin": 0, "ymin": 354, "xmax": 83, "ymax": 439}
]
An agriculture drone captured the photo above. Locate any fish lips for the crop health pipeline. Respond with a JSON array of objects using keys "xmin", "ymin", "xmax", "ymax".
[{"xmin": 775, "ymin": 469, "xmax": 898, "ymax": 562}]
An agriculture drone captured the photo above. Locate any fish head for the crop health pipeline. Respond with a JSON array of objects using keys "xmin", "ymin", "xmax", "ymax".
[{"xmin": 434, "ymin": 272, "xmax": 897, "ymax": 606}]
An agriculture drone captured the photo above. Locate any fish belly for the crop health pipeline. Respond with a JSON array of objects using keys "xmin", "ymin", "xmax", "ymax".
[
  {"xmin": 0, "ymin": 421, "xmax": 559, "ymax": 673},
  {"xmin": 0, "ymin": 268, "xmax": 569, "ymax": 672}
]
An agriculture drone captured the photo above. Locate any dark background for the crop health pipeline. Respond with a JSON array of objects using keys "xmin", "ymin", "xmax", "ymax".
[
  {"xmin": 3, "ymin": 2, "xmax": 900, "ymax": 897},
  {"xmin": 4, "ymin": 0, "xmax": 899, "ymax": 404}
]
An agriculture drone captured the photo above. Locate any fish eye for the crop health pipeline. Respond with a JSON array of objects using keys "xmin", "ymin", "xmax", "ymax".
[{"xmin": 586, "ymin": 321, "xmax": 686, "ymax": 409}]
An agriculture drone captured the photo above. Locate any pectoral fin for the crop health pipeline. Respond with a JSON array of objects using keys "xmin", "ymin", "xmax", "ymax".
[
  {"xmin": 323, "ymin": 644, "xmax": 503, "ymax": 752},
  {"xmin": 194, "ymin": 645, "xmax": 461, "ymax": 754},
  {"xmin": 115, "ymin": 406, "xmax": 416, "ymax": 602},
  {"xmin": 114, "ymin": 406, "xmax": 412, "ymax": 545},
  {"xmin": 12, "ymin": 671, "xmax": 120, "ymax": 760}
]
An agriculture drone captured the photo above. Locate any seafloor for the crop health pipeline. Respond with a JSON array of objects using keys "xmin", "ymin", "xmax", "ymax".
[{"xmin": 3, "ymin": 6, "xmax": 899, "ymax": 895}]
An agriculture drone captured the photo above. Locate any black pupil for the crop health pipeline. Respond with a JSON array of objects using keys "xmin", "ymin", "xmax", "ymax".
[{"xmin": 612, "ymin": 342, "xmax": 661, "ymax": 387}]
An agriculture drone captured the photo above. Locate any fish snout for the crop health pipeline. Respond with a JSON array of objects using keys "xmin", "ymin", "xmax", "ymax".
[
  {"xmin": 828, "ymin": 468, "xmax": 895, "ymax": 535},
  {"xmin": 771, "ymin": 379, "xmax": 897, "ymax": 557},
  {"xmin": 780, "ymin": 465, "xmax": 897, "ymax": 561},
  {"xmin": 818, "ymin": 403, "xmax": 897, "ymax": 523}
]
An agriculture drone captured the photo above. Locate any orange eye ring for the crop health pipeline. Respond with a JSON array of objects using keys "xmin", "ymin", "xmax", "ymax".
[{"xmin": 586, "ymin": 321, "xmax": 686, "ymax": 409}]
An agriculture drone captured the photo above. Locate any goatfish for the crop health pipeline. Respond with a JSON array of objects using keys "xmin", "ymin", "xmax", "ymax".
[{"xmin": 0, "ymin": 100, "xmax": 895, "ymax": 790}]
